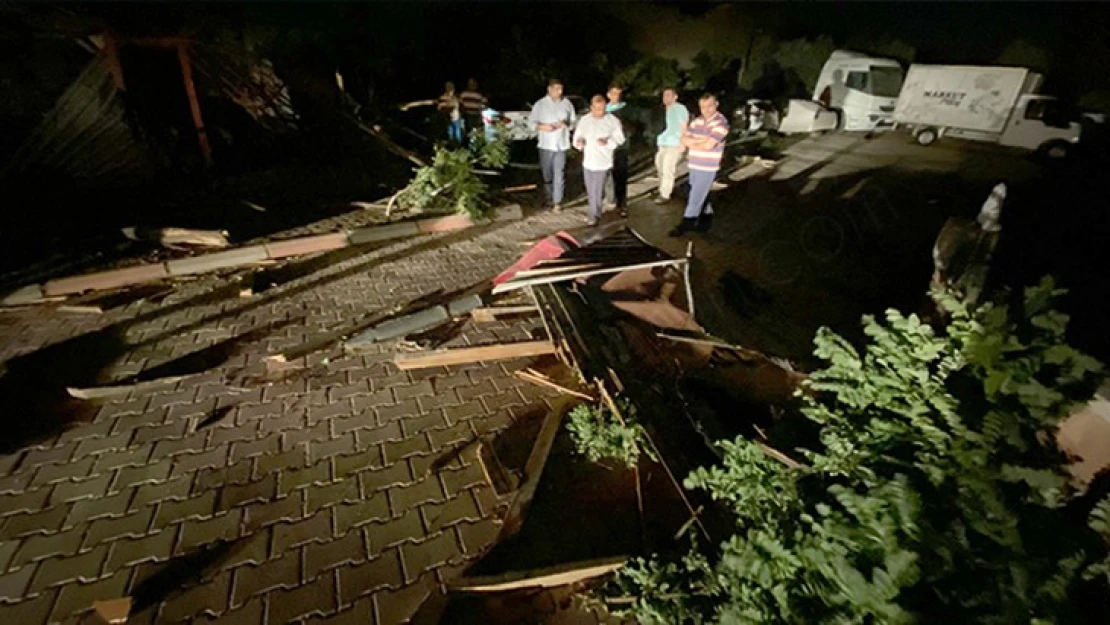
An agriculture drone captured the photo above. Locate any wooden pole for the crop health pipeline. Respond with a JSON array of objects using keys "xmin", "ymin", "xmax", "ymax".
[
  {"xmin": 103, "ymin": 33, "xmax": 126, "ymax": 92},
  {"xmin": 177, "ymin": 43, "xmax": 212, "ymax": 167}
]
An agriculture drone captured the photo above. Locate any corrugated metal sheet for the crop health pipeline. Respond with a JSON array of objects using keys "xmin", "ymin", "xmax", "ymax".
[{"xmin": 1, "ymin": 52, "xmax": 154, "ymax": 181}]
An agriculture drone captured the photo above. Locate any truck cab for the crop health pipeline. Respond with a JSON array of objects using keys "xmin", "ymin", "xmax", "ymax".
[
  {"xmin": 813, "ymin": 50, "xmax": 904, "ymax": 131},
  {"xmin": 999, "ymin": 94, "xmax": 1081, "ymax": 156}
]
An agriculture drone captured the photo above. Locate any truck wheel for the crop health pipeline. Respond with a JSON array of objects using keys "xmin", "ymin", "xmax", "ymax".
[
  {"xmin": 1041, "ymin": 141, "xmax": 1070, "ymax": 160},
  {"xmin": 915, "ymin": 128, "xmax": 938, "ymax": 146}
]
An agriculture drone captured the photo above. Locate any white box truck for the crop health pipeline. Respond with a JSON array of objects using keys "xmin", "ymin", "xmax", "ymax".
[{"xmin": 893, "ymin": 64, "xmax": 1081, "ymax": 158}]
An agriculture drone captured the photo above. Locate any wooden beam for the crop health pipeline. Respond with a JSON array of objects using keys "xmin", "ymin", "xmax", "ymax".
[
  {"xmin": 67, "ymin": 375, "xmax": 189, "ymax": 400},
  {"xmin": 393, "ymin": 341, "xmax": 556, "ymax": 370},
  {"xmin": 500, "ymin": 396, "xmax": 576, "ymax": 538},
  {"xmin": 469, "ymin": 305, "xmax": 538, "ymax": 323},
  {"xmin": 513, "ymin": 370, "xmax": 595, "ymax": 401},
  {"xmin": 447, "ymin": 556, "xmax": 627, "ymax": 593},
  {"xmin": 492, "ymin": 258, "xmax": 686, "ymax": 294},
  {"xmin": 177, "ymin": 44, "xmax": 212, "ymax": 167}
]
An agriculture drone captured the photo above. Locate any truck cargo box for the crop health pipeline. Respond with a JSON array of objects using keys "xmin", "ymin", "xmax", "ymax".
[{"xmin": 893, "ymin": 65, "xmax": 1033, "ymax": 134}]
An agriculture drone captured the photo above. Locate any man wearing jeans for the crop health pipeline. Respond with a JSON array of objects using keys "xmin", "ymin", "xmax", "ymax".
[
  {"xmin": 670, "ymin": 93, "xmax": 728, "ymax": 237},
  {"xmin": 654, "ymin": 87, "xmax": 689, "ymax": 204},
  {"xmin": 530, "ymin": 78, "xmax": 577, "ymax": 211},
  {"xmin": 573, "ymin": 95, "xmax": 626, "ymax": 226}
]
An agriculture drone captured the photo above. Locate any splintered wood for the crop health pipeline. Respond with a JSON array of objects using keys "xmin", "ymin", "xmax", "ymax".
[
  {"xmin": 393, "ymin": 341, "xmax": 556, "ymax": 370},
  {"xmin": 448, "ymin": 556, "xmax": 628, "ymax": 592}
]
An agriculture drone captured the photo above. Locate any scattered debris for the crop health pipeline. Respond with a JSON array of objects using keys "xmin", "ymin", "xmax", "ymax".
[
  {"xmin": 503, "ymin": 183, "xmax": 538, "ymax": 193},
  {"xmin": 67, "ymin": 375, "xmax": 189, "ymax": 400},
  {"xmin": 478, "ymin": 440, "xmax": 519, "ymax": 496},
  {"xmin": 122, "ymin": 227, "xmax": 231, "ymax": 249},
  {"xmin": 448, "ymin": 556, "xmax": 627, "ymax": 593},
  {"xmin": 500, "ymin": 396, "xmax": 577, "ymax": 539},
  {"xmin": 56, "ymin": 304, "xmax": 103, "ymax": 315},
  {"xmin": 1, "ymin": 205, "xmax": 524, "ymax": 302},
  {"xmin": 91, "ymin": 597, "xmax": 132, "ymax": 624},
  {"xmin": 345, "ymin": 293, "xmax": 484, "ymax": 352},
  {"xmin": 513, "ymin": 369, "xmax": 594, "ymax": 401},
  {"xmin": 241, "ymin": 200, "xmax": 268, "ymax": 212},
  {"xmin": 394, "ymin": 341, "xmax": 557, "ymax": 370},
  {"xmin": 470, "ymin": 305, "xmax": 538, "ymax": 323}
]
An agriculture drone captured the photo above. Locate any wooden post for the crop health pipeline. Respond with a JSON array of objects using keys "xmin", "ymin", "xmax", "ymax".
[
  {"xmin": 103, "ymin": 33, "xmax": 126, "ymax": 92},
  {"xmin": 177, "ymin": 43, "xmax": 212, "ymax": 167}
]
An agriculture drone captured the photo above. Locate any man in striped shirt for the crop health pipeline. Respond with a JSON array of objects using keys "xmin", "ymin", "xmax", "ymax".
[
  {"xmin": 459, "ymin": 78, "xmax": 487, "ymax": 140},
  {"xmin": 670, "ymin": 93, "xmax": 729, "ymax": 237}
]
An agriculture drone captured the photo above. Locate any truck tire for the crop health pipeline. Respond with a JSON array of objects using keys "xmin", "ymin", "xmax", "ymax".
[
  {"xmin": 1041, "ymin": 141, "xmax": 1070, "ymax": 160},
  {"xmin": 915, "ymin": 127, "xmax": 938, "ymax": 146}
]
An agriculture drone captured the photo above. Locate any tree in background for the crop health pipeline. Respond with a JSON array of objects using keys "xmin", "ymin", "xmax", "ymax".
[
  {"xmin": 605, "ymin": 278, "xmax": 1108, "ymax": 624},
  {"xmin": 996, "ymin": 39, "xmax": 1052, "ymax": 73}
]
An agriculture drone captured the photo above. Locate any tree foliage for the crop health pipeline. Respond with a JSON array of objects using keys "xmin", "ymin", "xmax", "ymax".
[
  {"xmin": 567, "ymin": 399, "xmax": 657, "ymax": 469},
  {"xmin": 613, "ymin": 56, "xmax": 684, "ymax": 100},
  {"xmin": 395, "ymin": 124, "xmax": 509, "ymax": 219},
  {"xmin": 606, "ymin": 278, "xmax": 1108, "ymax": 624}
]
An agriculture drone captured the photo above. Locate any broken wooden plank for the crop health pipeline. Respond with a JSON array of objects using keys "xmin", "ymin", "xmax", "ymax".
[
  {"xmin": 492, "ymin": 258, "xmax": 687, "ymax": 294},
  {"xmin": 504, "ymin": 183, "xmax": 537, "ymax": 193},
  {"xmin": 656, "ymin": 331, "xmax": 740, "ymax": 351},
  {"xmin": 394, "ymin": 341, "xmax": 556, "ymax": 370},
  {"xmin": 67, "ymin": 375, "xmax": 189, "ymax": 400},
  {"xmin": 469, "ymin": 305, "xmax": 538, "ymax": 323},
  {"xmin": 478, "ymin": 440, "xmax": 519, "ymax": 496},
  {"xmin": 448, "ymin": 556, "xmax": 627, "ymax": 593},
  {"xmin": 122, "ymin": 227, "xmax": 230, "ymax": 248},
  {"xmin": 513, "ymin": 370, "xmax": 595, "ymax": 401},
  {"xmin": 57, "ymin": 304, "xmax": 103, "ymax": 315},
  {"xmin": 500, "ymin": 396, "xmax": 576, "ymax": 538}
]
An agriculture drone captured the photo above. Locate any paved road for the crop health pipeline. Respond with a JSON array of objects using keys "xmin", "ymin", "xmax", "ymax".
[
  {"xmin": 0, "ymin": 207, "xmax": 590, "ymax": 624},
  {"xmin": 625, "ymin": 130, "xmax": 1073, "ymax": 365}
]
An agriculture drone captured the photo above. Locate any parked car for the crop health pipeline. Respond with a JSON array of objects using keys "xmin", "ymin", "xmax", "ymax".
[{"xmin": 485, "ymin": 95, "xmax": 589, "ymax": 141}]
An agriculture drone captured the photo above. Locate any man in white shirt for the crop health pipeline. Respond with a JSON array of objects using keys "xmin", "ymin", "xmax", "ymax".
[
  {"xmin": 529, "ymin": 78, "xmax": 577, "ymax": 211},
  {"xmin": 573, "ymin": 95, "xmax": 626, "ymax": 226}
]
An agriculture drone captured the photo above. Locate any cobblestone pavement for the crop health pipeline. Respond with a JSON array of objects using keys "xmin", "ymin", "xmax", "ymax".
[{"xmin": 0, "ymin": 206, "xmax": 591, "ymax": 624}]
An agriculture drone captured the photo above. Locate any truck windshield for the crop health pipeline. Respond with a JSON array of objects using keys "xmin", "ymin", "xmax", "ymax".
[{"xmin": 869, "ymin": 66, "xmax": 904, "ymax": 98}]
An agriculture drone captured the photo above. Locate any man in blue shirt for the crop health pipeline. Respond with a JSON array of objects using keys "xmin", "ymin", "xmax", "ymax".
[
  {"xmin": 603, "ymin": 83, "xmax": 634, "ymax": 217},
  {"xmin": 654, "ymin": 88, "xmax": 689, "ymax": 204}
]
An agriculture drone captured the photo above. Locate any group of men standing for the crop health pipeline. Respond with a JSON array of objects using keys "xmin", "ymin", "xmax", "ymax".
[
  {"xmin": 529, "ymin": 79, "xmax": 728, "ymax": 236},
  {"xmin": 405, "ymin": 79, "xmax": 488, "ymax": 144}
]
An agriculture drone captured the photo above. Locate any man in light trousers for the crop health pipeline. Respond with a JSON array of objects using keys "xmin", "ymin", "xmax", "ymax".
[
  {"xmin": 530, "ymin": 78, "xmax": 577, "ymax": 211},
  {"xmin": 654, "ymin": 87, "xmax": 689, "ymax": 204},
  {"xmin": 574, "ymin": 95, "xmax": 626, "ymax": 226}
]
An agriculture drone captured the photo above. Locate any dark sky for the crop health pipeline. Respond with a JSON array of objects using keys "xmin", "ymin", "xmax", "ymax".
[{"xmin": 16, "ymin": 2, "xmax": 1110, "ymax": 103}]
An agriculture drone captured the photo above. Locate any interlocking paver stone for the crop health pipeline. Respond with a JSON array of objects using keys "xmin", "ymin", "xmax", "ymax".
[
  {"xmin": 29, "ymin": 543, "xmax": 109, "ymax": 592},
  {"xmin": 337, "ymin": 549, "xmax": 404, "ymax": 607},
  {"xmin": 232, "ymin": 553, "xmax": 299, "ymax": 608},
  {"xmin": 388, "ymin": 476, "xmax": 445, "ymax": 515},
  {"xmin": 0, "ymin": 204, "xmax": 588, "ymax": 623},
  {"xmin": 305, "ymin": 528, "xmax": 369, "ymax": 581},
  {"xmin": 401, "ymin": 530, "xmax": 459, "ymax": 584},
  {"xmin": 268, "ymin": 570, "xmax": 338, "ymax": 624},
  {"xmin": 106, "ymin": 528, "xmax": 177, "ymax": 569}
]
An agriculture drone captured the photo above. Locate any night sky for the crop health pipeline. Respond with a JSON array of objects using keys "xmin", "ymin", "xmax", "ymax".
[{"xmin": 39, "ymin": 1, "xmax": 1110, "ymax": 104}]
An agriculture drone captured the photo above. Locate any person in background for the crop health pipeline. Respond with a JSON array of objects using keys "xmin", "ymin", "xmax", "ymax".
[
  {"xmin": 401, "ymin": 81, "xmax": 463, "ymax": 144},
  {"xmin": 654, "ymin": 87, "xmax": 689, "ymax": 205},
  {"xmin": 438, "ymin": 82, "xmax": 463, "ymax": 144},
  {"xmin": 670, "ymin": 93, "xmax": 728, "ymax": 237},
  {"xmin": 573, "ymin": 95, "xmax": 626, "ymax": 226},
  {"xmin": 603, "ymin": 83, "xmax": 634, "ymax": 218},
  {"xmin": 529, "ymin": 78, "xmax": 577, "ymax": 211},
  {"xmin": 459, "ymin": 78, "xmax": 488, "ymax": 141}
]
